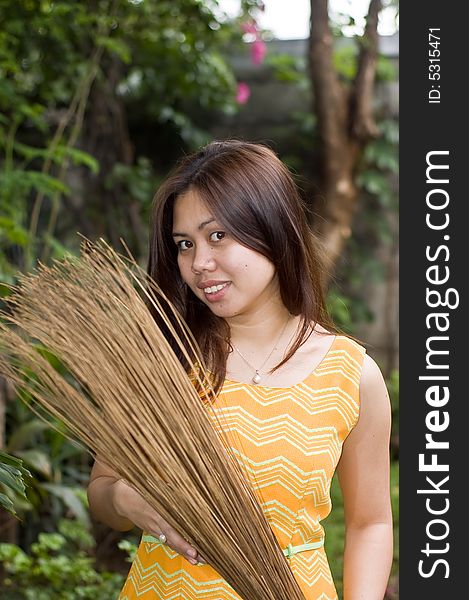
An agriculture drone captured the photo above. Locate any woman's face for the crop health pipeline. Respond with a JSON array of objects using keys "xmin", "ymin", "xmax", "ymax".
[{"xmin": 172, "ymin": 188, "xmax": 279, "ymax": 320}]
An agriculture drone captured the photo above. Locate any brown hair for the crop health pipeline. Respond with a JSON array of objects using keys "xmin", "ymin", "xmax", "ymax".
[{"xmin": 147, "ymin": 140, "xmax": 336, "ymax": 392}]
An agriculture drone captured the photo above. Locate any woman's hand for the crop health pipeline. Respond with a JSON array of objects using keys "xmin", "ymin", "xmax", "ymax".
[{"xmin": 112, "ymin": 479, "xmax": 205, "ymax": 566}]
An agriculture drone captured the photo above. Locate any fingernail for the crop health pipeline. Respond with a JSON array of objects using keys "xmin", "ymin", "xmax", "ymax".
[{"xmin": 187, "ymin": 548, "xmax": 197, "ymax": 558}]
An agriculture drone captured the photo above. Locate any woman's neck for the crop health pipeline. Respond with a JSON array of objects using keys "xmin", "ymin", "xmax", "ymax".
[{"xmin": 227, "ymin": 306, "xmax": 300, "ymax": 351}]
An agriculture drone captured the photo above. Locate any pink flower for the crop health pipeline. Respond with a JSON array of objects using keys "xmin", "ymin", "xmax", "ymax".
[
  {"xmin": 236, "ymin": 82, "xmax": 251, "ymax": 104},
  {"xmin": 251, "ymin": 39, "xmax": 266, "ymax": 65},
  {"xmin": 241, "ymin": 21, "xmax": 258, "ymax": 35}
]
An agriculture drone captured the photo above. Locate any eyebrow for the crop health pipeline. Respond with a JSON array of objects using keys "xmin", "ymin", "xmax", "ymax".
[{"xmin": 172, "ymin": 217, "xmax": 217, "ymax": 237}]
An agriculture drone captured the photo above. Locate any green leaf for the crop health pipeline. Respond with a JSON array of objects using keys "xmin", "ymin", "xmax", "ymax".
[
  {"xmin": 0, "ymin": 450, "xmax": 29, "ymax": 469},
  {"xmin": 58, "ymin": 146, "xmax": 99, "ymax": 174},
  {"xmin": 0, "ymin": 463, "xmax": 28, "ymax": 497},
  {"xmin": 0, "ymin": 541, "xmax": 31, "ymax": 565},
  {"xmin": 14, "ymin": 144, "xmax": 98, "ymax": 173},
  {"xmin": 33, "ymin": 532, "xmax": 66, "ymax": 553},
  {"xmin": 0, "ymin": 452, "xmax": 32, "ymax": 500},
  {"xmin": 96, "ymin": 36, "xmax": 132, "ymax": 64},
  {"xmin": 326, "ymin": 290, "xmax": 353, "ymax": 330},
  {"xmin": 42, "ymin": 484, "xmax": 90, "ymax": 525},
  {"xmin": 267, "ymin": 54, "xmax": 306, "ymax": 84},
  {"xmin": 377, "ymin": 54, "xmax": 398, "ymax": 81},
  {"xmin": 12, "ymin": 141, "xmax": 50, "ymax": 161},
  {"xmin": 357, "ymin": 171, "xmax": 389, "ymax": 195},
  {"xmin": 333, "ymin": 45, "xmax": 357, "ymax": 80},
  {"xmin": 12, "ymin": 142, "xmax": 99, "ymax": 173},
  {"xmin": 43, "ymin": 234, "xmax": 77, "ymax": 260},
  {"xmin": 33, "ymin": 343, "xmax": 67, "ymax": 372},
  {"xmin": 0, "ymin": 170, "xmax": 70, "ymax": 197},
  {"xmin": 0, "ymin": 217, "xmax": 30, "ymax": 246},
  {"xmin": 24, "ymin": 171, "xmax": 71, "ymax": 196},
  {"xmin": 118, "ymin": 539, "xmax": 138, "ymax": 562},
  {"xmin": 0, "ymin": 492, "xmax": 16, "ymax": 515},
  {"xmin": 58, "ymin": 518, "xmax": 94, "ymax": 550},
  {"xmin": 14, "ymin": 450, "xmax": 52, "ymax": 479},
  {"xmin": 6, "ymin": 420, "xmax": 51, "ymax": 453}
]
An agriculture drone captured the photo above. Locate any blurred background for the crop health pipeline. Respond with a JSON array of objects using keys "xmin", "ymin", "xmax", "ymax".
[{"xmin": 0, "ymin": 0, "xmax": 399, "ymax": 597}]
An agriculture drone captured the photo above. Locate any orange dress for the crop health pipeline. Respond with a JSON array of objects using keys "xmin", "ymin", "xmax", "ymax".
[{"xmin": 119, "ymin": 335, "xmax": 365, "ymax": 600}]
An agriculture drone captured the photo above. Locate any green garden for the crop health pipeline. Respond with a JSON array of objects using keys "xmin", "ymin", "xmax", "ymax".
[{"xmin": 0, "ymin": 1, "xmax": 399, "ymax": 597}]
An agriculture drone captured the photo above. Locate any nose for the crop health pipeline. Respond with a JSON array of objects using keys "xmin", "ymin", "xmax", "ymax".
[{"xmin": 191, "ymin": 244, "xmax": 216, "ymax": 274}]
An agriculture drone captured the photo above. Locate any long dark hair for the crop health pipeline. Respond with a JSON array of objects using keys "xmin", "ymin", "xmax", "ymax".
[{"xmin": 147, "ymin": 140, "xmax": 336, "ymax": 392}]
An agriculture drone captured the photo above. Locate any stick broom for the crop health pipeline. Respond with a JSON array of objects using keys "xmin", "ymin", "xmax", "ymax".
[{"xmin": 0, "ymin": 239, "xmax": 306, "ymax": 600}]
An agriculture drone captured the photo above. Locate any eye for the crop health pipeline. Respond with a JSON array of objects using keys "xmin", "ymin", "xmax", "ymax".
[
  {"xmin": 209, "ymin": 231, "xmax": 226, "ymax": 243},
  {"xmin": 176, "ymin": 240, "xmax": 193, "ymax": 251}
]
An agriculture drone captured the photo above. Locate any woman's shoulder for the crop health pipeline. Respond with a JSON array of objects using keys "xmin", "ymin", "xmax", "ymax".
[
  {"xmin": 311, "ymin": 326, "xmax": 366, "ymax": 359},
  {"xmin": 360, "ymin": 353, "xmax": 388, "ymax": 395},
  {"xmin": 357, "ymin": 354, "xmax": 391, "ymax": 429}
]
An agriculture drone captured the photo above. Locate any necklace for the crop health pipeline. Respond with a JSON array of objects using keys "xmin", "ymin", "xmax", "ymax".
[{"xmin": 231, "ymin": 317, "xmax": 291, "ymax": 385}]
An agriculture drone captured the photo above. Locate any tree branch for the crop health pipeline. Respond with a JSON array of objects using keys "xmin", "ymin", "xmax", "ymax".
[
  {"xmin": 349, "ymin": 0, "xmax": 382, "ymax": 141},
  {"xmin": 309, "ymin": 0, "xmax": 349, "ymax": 176}
]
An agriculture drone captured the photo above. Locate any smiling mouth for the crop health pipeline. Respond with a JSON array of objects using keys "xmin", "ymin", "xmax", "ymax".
[{"xmin": 203, "ymin": 283, "xmax": 229, "ymax": 294}]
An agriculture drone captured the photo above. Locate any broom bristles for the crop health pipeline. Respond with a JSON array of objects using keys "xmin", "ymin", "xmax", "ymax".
[{"xmin": 0, "ymin": 239, "xmax": 306, "ymax": 600}]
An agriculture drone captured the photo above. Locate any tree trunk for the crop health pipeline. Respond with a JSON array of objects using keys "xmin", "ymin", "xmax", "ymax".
[
  {"xmin": 309, "ymin": 0, "xmax": 382, "ymax": 283},
  {"xmin": 81, "ymin": 55, "xmax": 146, "ymax": 257}
]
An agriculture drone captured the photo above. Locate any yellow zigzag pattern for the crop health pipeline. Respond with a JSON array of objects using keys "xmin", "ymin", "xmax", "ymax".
[
  {"xmin": 119, "ymin": 336, "xmax": 365, "ymax": 600},
  {"xmin": 123, "ymin": 554, "xmax": 241, "ymax": 600}
]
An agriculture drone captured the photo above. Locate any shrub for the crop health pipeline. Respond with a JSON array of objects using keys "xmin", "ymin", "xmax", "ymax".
[{"xmin": 0, "ymin": 518, "xmax": 126, "ymax": 599}]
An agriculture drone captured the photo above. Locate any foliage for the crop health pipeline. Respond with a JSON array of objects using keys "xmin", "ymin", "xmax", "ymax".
[
  {"xmin": 333, "ymin": 43, "xmax": 398, "ymax": 83},
  {"xmin": 0, "ymin": 342, "xmax": 93, "ymax": 523},
  {"xmin": 326, "ymin": 289, "xmax": 355, "ymax": 332},
  {"xmin": 0, "ymin": 450, "xmax": 32, "ymax": 517},
  {"xmin": 117, "ymin": 538, "xmax": 138, "ymax": 565},
  {"xmin": 329, "ymin": 117, "xmax": 399, "ymax": 333},
  {"xmin": 358, "ymin": 119, "xmax": 399, "ymax": 213},
  {"xmin": 0, "ymin": 1, "xmax": 398, "ymax": 590},
  {"xmin": 0, "ymin": 0, "xmax": 256, "ymax": 530},
  {"xmin": 0, "ymin": 0, "xmax": 99, "ymax": 276},
  {"xmin": 0, "ymin": 518, "xmax": 127, "ymax": 598},
  {"xmin": 0, "ymin": 1, "xmax": 262, "ymax": 569},
  {"xmin": 116, "ymin": 1, "xmax": 241, "ymax": 139},
  {"xmin": 0, "ymin": 0, "xmax": 249, "ymax": 278},
  {"xmin": 104, "ymin": 156, "xmax": 161, "ymax": 239}
]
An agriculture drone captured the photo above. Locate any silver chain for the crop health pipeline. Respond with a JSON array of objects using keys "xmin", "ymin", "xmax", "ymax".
[{"xmin": 231, "ymin": 317, "xmax": 291, "ymax": 384}]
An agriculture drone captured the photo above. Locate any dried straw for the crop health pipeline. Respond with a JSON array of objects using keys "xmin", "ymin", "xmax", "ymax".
[{"xmin": 0, "ymin": 239, "xmax": 305, "ymax": 600}]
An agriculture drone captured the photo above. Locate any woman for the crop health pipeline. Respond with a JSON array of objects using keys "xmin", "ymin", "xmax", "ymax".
[{"xmin": 87, "ymin": 140, "xmax": 393, "ymax": 599}]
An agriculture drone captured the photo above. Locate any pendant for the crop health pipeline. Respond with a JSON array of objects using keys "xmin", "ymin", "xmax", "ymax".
[{"xmin": 252, "ymin": 371, "xmax": 262, "ymax": 385}]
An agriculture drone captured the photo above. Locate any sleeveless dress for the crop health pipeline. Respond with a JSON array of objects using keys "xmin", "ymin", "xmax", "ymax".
[{"xmin": 119, "ymin": 335, "xmax": 366, "ymax": 600}]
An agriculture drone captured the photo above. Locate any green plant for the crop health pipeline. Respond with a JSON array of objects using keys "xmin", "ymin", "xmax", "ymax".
[
  {"xmin": 0, "ymin": 0, "xmax": 259, "ymax": 280},
  {"xmin": 3, "ymin": 389, "xmax": 92, "ymax": 526},
  {"xmin": 0, "ymin": 450, "xmax": 32, "ymax": 517},
  {"xmin": 0, "ymin": 518, "xmax": 127, "ymax": 599},
  {"xmin": 328, "ymin": 117, "xmax": 398, "ymax": 334}
]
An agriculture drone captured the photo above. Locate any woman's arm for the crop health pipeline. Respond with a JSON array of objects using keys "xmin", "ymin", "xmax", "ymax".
[
  {"xmin": 87, "ymin": 457, "xmax": 202, "ymax": 565},
  {"xmin": 87, "ymin": 458, "xmax": 136, "ymax": 531},
  {"xmin": 336, "ymin": 354, "xmax": 394, "ymax": 600}
]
